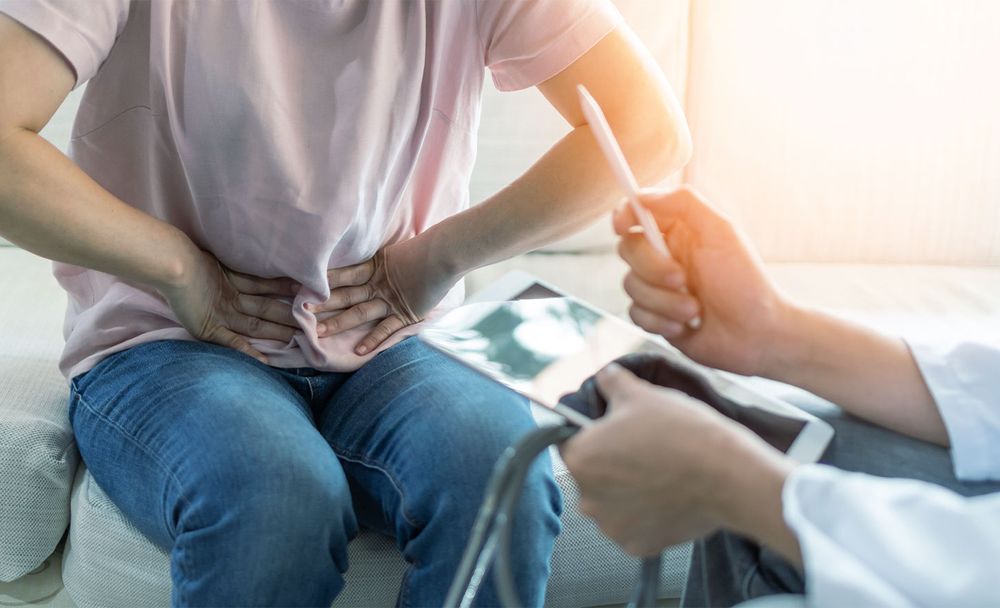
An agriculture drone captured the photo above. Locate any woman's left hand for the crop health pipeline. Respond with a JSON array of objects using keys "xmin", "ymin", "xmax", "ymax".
[{"xmin": 309, "ymin": 236, "xmax": 459, "ymax": 355}]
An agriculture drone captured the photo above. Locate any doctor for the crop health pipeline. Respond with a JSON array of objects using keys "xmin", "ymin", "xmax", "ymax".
[{"xmin": 561, "ymin": 187, "xmax": 1000, "ymax": 606}]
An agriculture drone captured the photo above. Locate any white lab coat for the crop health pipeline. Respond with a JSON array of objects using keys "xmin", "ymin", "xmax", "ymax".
[{"xmin": 782, "ymin": 341, "xmax": 1000, "ymax": 607}]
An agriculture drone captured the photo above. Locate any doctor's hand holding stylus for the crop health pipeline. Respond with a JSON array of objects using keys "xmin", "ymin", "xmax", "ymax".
[
  {"xmin": 613, "ymin": 186, "xmax": 788, "ymax": 378},
  {"xmin": 613, "ymin": 186, "xmax": 947, "ymax": 446}
]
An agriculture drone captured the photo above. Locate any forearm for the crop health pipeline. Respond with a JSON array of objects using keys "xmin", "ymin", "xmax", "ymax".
[
  {"xmin": 422, "ymin": 120, "xmax": 683, "ymax": 278},
  {"xmin": 765, "ymin": 304, "xmax": 948, "ymax": 446},
  {"xmin": 418, "ymin": 25, "xmax": 691, "ymax": 279},
  {"xmin": 0, "ymin": 128, "xmax": 198, "ymax": 291}
]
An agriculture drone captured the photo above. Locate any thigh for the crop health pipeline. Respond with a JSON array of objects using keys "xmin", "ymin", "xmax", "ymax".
[
  {"xmin": 799, "ymin": 398, "xmax": 1000, "ymax": 497},
  {"xmin": 69, "ymin": 339, "xmax": 348, "ymax": 547},
  {"xmin": 315, "ymin": 337, "xmax": 557, "ymax": 537}
]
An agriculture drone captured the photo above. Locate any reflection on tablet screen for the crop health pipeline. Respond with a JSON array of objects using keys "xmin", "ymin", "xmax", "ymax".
[{"xmin": 423, "ymin": 291, "xmax": 807, "ymax": 453}]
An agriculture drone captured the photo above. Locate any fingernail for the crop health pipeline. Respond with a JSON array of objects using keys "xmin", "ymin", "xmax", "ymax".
[
  {"xmin": 304, "ymin": 302, "xmax": 314, "ymax": 311},
  {"xmin": 317, "ymin": 323, "xmax": 326, "ymax": 335},
  {"xmin": 663, "ymin": 322, "xmax": 683, "ymax": 337},
  {"xmin": 356, "ymin": 345, "xmax": 369, "ymax": 355}
]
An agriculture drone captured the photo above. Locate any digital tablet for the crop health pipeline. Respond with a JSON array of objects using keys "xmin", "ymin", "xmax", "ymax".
[{"xmin": 420, "ymin": 272, "xmax": 833, "ymax": 463}]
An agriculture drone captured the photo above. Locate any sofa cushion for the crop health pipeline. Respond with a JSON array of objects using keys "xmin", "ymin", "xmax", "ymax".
[
  {"xmin": 63, "ymin": 458, "xmax": 690, "ymax": 607},
  {"xmin": 0, "ymin": 249, "xmax": 76, "ymax": 582}
]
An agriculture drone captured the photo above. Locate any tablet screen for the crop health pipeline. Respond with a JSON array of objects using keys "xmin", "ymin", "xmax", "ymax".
[{"xmin": 421, "ymin": 284, "xmax": 807, "ymax": 452}]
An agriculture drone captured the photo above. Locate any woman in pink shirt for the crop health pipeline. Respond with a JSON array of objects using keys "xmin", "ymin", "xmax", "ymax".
[{"xmin": 0, "ymin": 0, "xmax": 690, "ymax": 605}]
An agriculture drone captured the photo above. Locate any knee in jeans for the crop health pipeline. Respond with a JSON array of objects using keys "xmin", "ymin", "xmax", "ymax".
[
  {"xmin": 511, "ymin": 456, "xmax": 563, "ymax": 534},
  {"xmin": 182, "ymin": 448, "xmax": 357, "ymax": 552}
]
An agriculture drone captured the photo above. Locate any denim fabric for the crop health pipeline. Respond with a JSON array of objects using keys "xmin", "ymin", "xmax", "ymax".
[
  {"xmin": 682, "ymin": 398, "xmax": 1000, "ymax": 607},
  {"xmin": 69, "ymin": 338, "xmax": 561, "ymax": 607}
]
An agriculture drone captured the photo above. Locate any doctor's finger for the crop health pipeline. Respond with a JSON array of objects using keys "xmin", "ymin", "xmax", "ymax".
[
  {"xmin": 617, "ymin": 234, "xmax": 687, "ymax": 289},
  {"xmin": 612, "ymin": 203, "xmax": 637, "ymax": 235},
  {"xmin": 623, "ymin": 272, "xmax": 699, "ymax": 324},
  {"xmin": 641, "ymin": 187, "xmax": 736, "ymax": 242},
  {"xmin": 628, "ymin": 304, "xmax": 685, "ymax": 340},
  {"xmin": 595, "ymin": 362, "xmax": 648, "ymax": 405}
]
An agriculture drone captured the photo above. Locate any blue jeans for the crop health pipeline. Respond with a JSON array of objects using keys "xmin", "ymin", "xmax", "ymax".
[{"xmin": 68, "ymin": 338, "xmax": 561, "ymax": 607}]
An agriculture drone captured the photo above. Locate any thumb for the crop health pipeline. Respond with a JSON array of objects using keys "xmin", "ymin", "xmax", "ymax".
[
  {"xmin": 595, "ymin": 362, "xmax": 644, "ymax": 410},
  {"xmin": 638, "ymin": 186, "xmax": 734, "ymax": 242},
  {"xmin": 611, "ymin": 200, "xmax": 638, "ymax": 236}
]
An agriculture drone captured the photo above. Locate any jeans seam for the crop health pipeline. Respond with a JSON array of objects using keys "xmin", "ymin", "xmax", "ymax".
[
  {"xmin": 70, "ymin": 383, "xmax": 195, "ymax": 543},
  {"xmin": 305, "ymin": 375, "xmax": 315, "ymax": 402},
  {"xmin": 328, "ymin": 447, "xmax": 425, "ymax": 530},
  {"xmin": 360, "ymin": 352, "xmax": 434, "ymax": 393}
]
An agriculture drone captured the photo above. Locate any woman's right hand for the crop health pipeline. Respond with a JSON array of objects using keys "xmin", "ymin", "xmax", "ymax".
[
  {"xmin": 158, "ymin": 249, "xmax": 301, "ymax": 364},
  {"xmin": 614, "ymin": 186, "xmax": 798, "ymax": 378}
]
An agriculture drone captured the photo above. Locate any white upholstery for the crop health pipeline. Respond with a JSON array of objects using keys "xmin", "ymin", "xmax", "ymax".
[
  {"xmin": 63, "ymin": 457, "xmax": 691, "ymax": 608},
  {"xmin": 0, "ymin": 250, "xmax": 75, "ymax": 582}
]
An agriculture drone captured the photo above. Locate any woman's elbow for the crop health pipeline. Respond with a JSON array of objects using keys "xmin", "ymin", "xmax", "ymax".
[
  {"xmin": 626, "ymin": 114, "xmax": 692, "ymax": 186},
  {"xmin": 651, "ymin": 108, "xmax": 693, "ymax": 179}
]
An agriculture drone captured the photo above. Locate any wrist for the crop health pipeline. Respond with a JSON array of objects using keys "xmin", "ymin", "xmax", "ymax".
[
  {"xmin": 757, "ymin": 300, "xmax": 822, "ymax": 383},
  {"xmin": 414, "ymin": 222, "xmax": 473, "ymax": 281},
  {"xmin": 150, "ymin": 228, "xmax": 202, "ymax": 294},
  {"xmin": 710, "ymin": 430, "xmax": 799, "ymax": 556}
]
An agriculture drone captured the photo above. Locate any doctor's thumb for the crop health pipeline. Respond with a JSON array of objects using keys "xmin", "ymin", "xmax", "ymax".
[{"xmin": 595, "ymin": 363, "xmax": 643, "ymax": 409}]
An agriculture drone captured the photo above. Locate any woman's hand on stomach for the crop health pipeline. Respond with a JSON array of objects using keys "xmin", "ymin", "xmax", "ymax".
[
  {"xmin": 159, "ymin": 249, "xmax": 301, "ymax": 364},
  {"xmin": 308, "ymin": 236, "xmax": 458, "ymax": 356}
]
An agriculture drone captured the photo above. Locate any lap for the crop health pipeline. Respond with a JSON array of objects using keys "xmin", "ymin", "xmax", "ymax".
[
  {"xmin": 69, "ymin": 337, "xmax": 557, "ymax": 551},
  {"xmin": 315, "ymin": 337, "xmax": 556, "ymax": 535}
]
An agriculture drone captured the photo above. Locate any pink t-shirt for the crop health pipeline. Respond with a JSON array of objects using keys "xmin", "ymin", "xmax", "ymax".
[{"xmin": 0, "ymin": 0, "xmax": 621, "ymax": 379}]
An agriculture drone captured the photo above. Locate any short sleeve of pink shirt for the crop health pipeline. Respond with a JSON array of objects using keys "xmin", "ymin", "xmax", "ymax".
[
  {"xmin": 477, "ymin": 0, "xmax": 624, "ymax": 91},
  {"xmin": 0, "ymin": 0, "xmax": 130, "ymax": 87},
  {"xmin": 0, "ymin": 0, "xmax": 624, "ymax": 379}
]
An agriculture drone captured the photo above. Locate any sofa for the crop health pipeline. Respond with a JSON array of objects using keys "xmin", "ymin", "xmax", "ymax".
[{"xmin": 3, "ymin": 0, "xmax": 1000, "ymax": 606}]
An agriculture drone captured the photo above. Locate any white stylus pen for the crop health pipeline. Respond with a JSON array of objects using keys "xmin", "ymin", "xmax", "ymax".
[{"xmin": 577, "ymin": 85, "xmax": 701, "ymax": 330}]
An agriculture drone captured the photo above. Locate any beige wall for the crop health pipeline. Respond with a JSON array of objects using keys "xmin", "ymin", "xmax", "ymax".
[{"xmin": 684, "ymin": 0, "xmax": 1000, "ymax": 264}]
